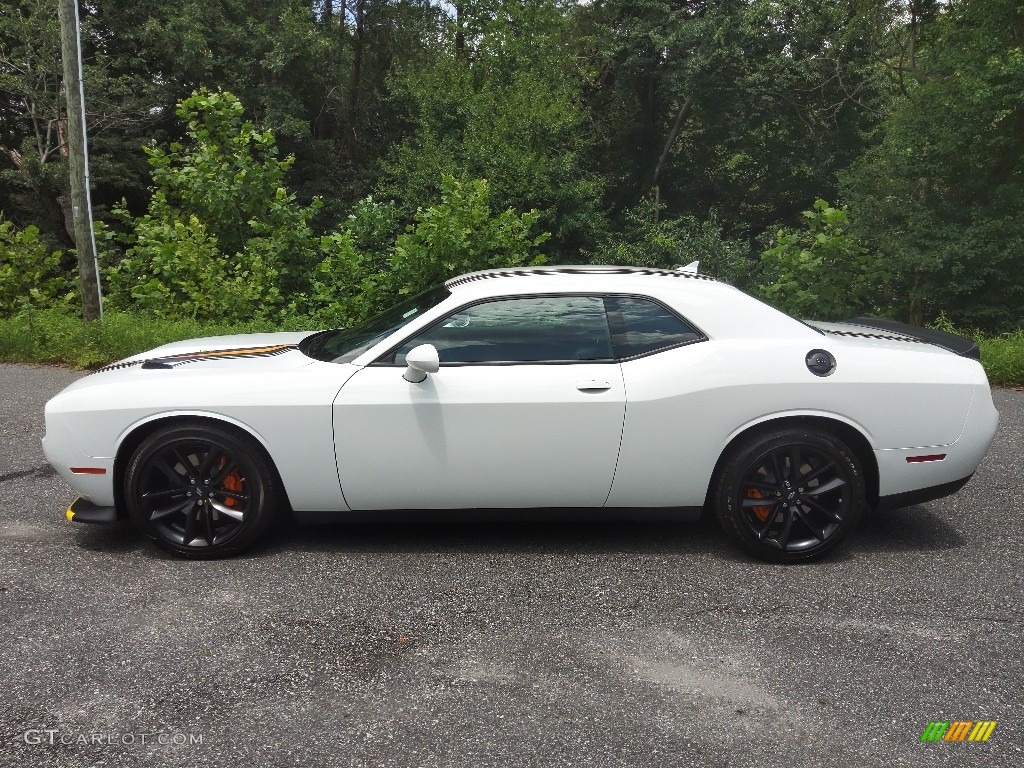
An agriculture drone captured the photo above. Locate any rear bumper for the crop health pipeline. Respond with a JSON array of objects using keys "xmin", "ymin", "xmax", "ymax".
[
  {"xmin": 876, "ymin": 474, "xmax": 973, "ymax": 512},
  {"xmin": 65, "ymin": 497, "xmax": 118, "ymax": 524},
  {"xmin": 873, "ymin": 373, "xmax": 997, "ymax": 505}
]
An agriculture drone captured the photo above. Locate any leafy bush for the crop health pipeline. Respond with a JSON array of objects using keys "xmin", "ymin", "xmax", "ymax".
[
  {"xmin": 105, "ymin": 91, "xmax": 551, "ymax": 326},
  {"xmin": 758, "ymin": 200, "xmax": 888, "ymax": 320},
  {"xmin": 307, "ymin": 196, "xmax": 404, "ymax": 328},
  {"xmin": 105, "ymin": 214, "xmax": 285, "ymax": 321},
  {"xmin": 312, "ymin": 176, "xmax": 549, "ymax": 324},
  {"xmin": 104, "ymin": 89, "xmax": 321, "ymax": 321},
  {"xmin": 0, "ymin": 216, "xmax": 76, "ymax": 316},
  {"xmin": 389, "ymin": 177, "xmax": 548, "ymax": 297}
]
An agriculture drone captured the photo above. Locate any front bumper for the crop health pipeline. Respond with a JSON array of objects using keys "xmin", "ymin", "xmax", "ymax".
[
  {"xmin": 65, "ymin": 497, "xmax": 118, "ymax": 524},
  {"xmin": 42, "ymin": 409, "xmax": 117, "ymax": 507}
]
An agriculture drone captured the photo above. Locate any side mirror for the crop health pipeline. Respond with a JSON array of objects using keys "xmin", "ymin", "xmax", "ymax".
[{"xmin": 403, "ymin": 344, "xmax": 440, "ymax": 383}]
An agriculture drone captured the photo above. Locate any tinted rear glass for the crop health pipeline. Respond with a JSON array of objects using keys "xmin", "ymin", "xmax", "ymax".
[{"xmin": 605, "ymin": 296, "xmax": 702, "ymax": 358}]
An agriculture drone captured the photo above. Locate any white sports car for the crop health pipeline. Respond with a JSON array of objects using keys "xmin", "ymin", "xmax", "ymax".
[{"xmin": 43, "ymin": 266, "xmax": 998, "ymax": 562}]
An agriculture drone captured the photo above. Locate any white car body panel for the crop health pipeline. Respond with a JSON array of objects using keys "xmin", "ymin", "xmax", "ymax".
[
  {"xmin": 607, "ymin": 338, "xmax": 980, "ymax": 507},
  {"xmin": 42, "ymin": 267, "xmax": 999, "ymax": 526},
  {"xmin": 43, "ymin": 333, "xmax": 355, "ymax": 511},
  {"xmin": 334, "ymin": 362, "xmax": 625, "ymax": 509}
]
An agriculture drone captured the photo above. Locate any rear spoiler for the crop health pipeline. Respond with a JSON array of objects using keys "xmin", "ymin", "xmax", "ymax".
[{"xmin": 845, "ymin": 317, "xmax": 981, "ymax": 360}]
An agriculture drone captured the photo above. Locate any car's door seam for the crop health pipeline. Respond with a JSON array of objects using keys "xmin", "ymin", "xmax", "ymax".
[{"xmin": 601, "ymin": 361, "xmax": 628, "ymax": 508}]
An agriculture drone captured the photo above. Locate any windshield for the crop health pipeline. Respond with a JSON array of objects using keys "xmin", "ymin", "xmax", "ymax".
[{"xmin": 300, "ymin": 285, "xmax": 452, "ymax": 364}]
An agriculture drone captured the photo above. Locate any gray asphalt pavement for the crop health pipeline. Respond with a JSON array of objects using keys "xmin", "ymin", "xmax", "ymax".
[{"xmin": 0, "ymin": 362, "xmax": 1021, "ymax": 768}]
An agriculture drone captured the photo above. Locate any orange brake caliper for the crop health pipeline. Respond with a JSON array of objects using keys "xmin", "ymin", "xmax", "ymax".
[
  {"xmin": 216, "ymin": 457, "xmax": 244, "ymax": 509},
  {"xmin": 746, "ymin": 487, "xmax": 771, "ymax": 522}
]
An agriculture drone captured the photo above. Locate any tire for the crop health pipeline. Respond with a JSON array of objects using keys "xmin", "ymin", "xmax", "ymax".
[
  {"xmin": 714, "ymin": 427, "xmax": 866, "ymax": 563},
  {"xmin": 124, "ymin": 423, "xmax": 281, "ymax": 559}
]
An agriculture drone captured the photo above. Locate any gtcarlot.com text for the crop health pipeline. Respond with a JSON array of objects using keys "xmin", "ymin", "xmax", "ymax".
[{"xmin": 21, "ymin": 730, "xmax": 203, "ymax": 746}]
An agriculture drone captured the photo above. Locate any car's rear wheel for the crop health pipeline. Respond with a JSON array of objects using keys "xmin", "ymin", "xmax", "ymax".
[
  {"xmin": 124, "ymin": 423, "xmax": 280, "ymax": 559},
  {"xmin": 714, "ymin": 427, "xmax": 866, "ymax": 563}
]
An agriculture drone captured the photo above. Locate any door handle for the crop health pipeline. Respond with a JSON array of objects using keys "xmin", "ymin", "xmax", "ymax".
[{"xmin": 576, "ymin": 380, "xmax": 612, "ymax": 392}]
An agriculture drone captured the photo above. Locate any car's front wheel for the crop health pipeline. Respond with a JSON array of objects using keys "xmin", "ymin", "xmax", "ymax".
[
  {"xmin": 714, "ymin": 427, "xmax": 866, "ymax": 563},
  {"xmin": 124, "ymin": 423, "xmax": 281, "ymax": 559}
]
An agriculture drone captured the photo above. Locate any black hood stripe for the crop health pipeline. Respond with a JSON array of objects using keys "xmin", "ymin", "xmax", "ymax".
[{"xmin": 95, "ymin": 344, "xmax": 297, "ymax": 373}]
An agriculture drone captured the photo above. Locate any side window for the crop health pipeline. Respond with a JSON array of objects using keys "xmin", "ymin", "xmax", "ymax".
[
  {"xmin": 605, "ymin": 296, "xmax": 702, "ymax": 359},
  {"xmin": 391, "ymin": 296, "xmax": 614, "ymax": 365}
]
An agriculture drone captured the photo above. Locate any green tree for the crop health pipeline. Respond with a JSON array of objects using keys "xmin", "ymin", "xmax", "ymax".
[
  {"xmin": 0, "ymin": 0, "xmax": 161, "ymax": 246},
  {"xmin": 842, "ymin": 0, "xmax": 1024, "ymax": 330},
  {"xmin": 313, "ymin": 176, "xmax": 549, "ymax": 324},
  {"xmin": 106, "ymin": 89, "xmax": 321, "ymax": 320},
  {"xmin": 379, "ymin": 0, "xmax": 604, "ymax": 259},
  {"xmin": 581, "ymin": 0, "xmax": 892, "ymax": 237}
]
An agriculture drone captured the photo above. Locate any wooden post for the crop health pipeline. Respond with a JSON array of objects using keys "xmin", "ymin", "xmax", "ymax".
[{"xmin": 57, "ymin": 0, "xmax": 102, "ymax": 321}]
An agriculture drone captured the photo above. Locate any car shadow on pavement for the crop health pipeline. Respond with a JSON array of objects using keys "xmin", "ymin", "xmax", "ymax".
[
  {"xmin": 69, "ymin": 520, "xmax": 150, "ymax": 554},
  {"xmin": 849, "ymin": 503, "xmax": 968, "ymax": 553},
  {"xmin": 60, "ymin": 513, "xmax": 731, "ymax": 561},
  {"xmin": 65, "ymin": 503, "xmax": 967, "ymax": 562},
  {"xmin": 269, "ymin": 502, "xmax": 969, "ymax": 564},
  {"xmin": 263, "ymin": 508, "xmax": 736, "ymax": 559}
]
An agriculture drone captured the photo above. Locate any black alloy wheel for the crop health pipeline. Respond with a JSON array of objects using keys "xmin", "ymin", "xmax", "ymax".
[
  {"xmin": 715, "ymin": 427, "xmax": 866, "ymax": 563},
  {"xmin": 124, "ymin": 423, "xmax": 280, "ymax": 559}
]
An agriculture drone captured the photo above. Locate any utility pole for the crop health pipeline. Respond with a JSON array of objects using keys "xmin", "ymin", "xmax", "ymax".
[{"xmin": 57, "ymin": 0, "xmax": 102, "ymax": 321}]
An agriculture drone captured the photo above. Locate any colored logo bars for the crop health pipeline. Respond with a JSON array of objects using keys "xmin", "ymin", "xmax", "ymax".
[{"xmin": 921, "ymin": 721, "xmax": 997, "ymax": 742}]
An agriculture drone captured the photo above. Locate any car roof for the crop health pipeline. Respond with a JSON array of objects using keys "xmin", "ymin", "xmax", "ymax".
[
  {"xmin": 440, "ymin": 264, "xmax": 815, "ymax": 342},
  {"xmin": 445, "ymin": 265, "xmax": 717, "ymax": 290},
  {"xmin": 443, "ymin": 265, "xmax": 732, "ymax": 305}
]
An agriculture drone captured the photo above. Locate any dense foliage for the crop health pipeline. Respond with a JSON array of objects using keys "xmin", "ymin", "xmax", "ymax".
[
  {"xmin": 0, "ymin": 215, "xmax": 76, "ymax": 312},
  {"xmin": 841, "ymin": 0, "xmax": 1024, "ymax": 329},
  {"xmin": 1, "ymin": 0, "xmax": 1022, "ymax": 331},
  {"xmin": 759, "ymin": 200, "xmax": 889, "ymax": 320},
  {"xmin": 99, "ymin": 90, "xmax": 546, "ymax": 323}
]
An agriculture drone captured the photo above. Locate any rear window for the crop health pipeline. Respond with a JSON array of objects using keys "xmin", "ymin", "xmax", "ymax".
[{"xmin": 604, "ymin": 296, "xmax": 702, "ymax": 358}]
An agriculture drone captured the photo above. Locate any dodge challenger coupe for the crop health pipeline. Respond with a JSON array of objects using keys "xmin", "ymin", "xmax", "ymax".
[{"xmin": 42, "ymin": 265, "xmax": 999, "ymax": 562}]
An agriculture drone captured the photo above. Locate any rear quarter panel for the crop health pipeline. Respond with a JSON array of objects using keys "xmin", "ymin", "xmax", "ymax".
[{"xmin": 607, "ymin": 337, "xmax": 978, "ymax": 508}]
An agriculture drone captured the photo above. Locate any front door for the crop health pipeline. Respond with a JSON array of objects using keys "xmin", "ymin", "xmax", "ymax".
[{"xmin": 332, "ymin": 295, "xmax": 626, "ymax": 510}]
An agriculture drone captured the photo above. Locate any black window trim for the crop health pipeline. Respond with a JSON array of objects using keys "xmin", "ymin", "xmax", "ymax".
[{"xmin": 368, "ymin": 291, "xmax": 707, "ymax": 367}]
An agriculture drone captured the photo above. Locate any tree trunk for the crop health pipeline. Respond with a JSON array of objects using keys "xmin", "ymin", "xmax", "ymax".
[
  {"xmin": 455, "ymin": 3, "xmax": 465, "ymax": 58},
  {"xmin": 644, "ymin": 93, "xmax": 695, "ymax": 199},
  {"xmin": 346, "ymin": 0, "xmax": 365, "ymax": 160},
  {"xmin": 909, "ymin": 275, "xmax": 924, "ymax": 326}
]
